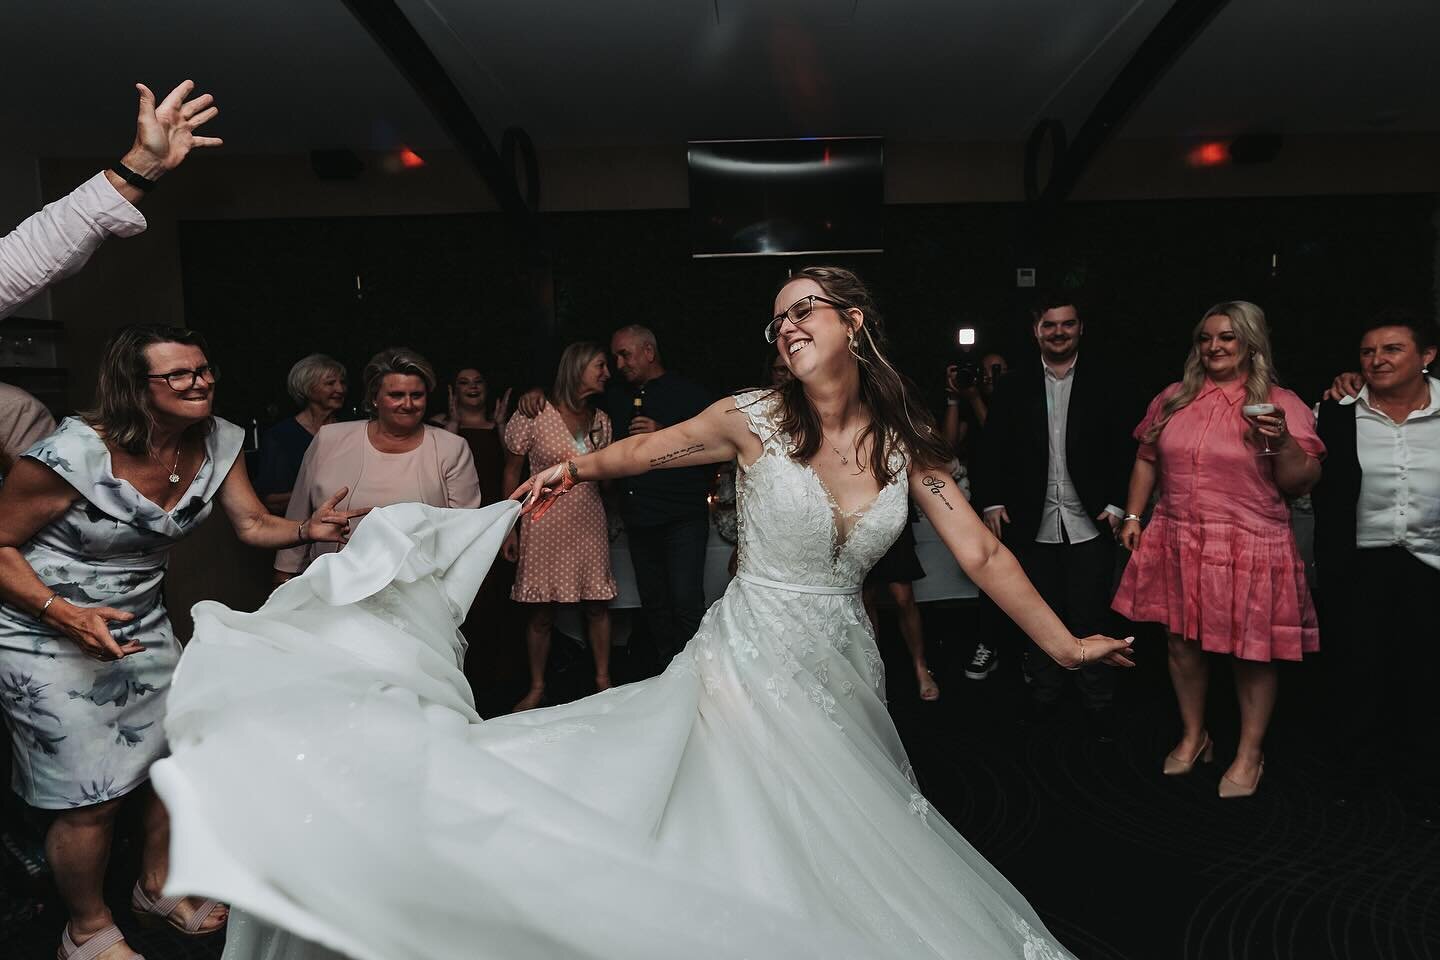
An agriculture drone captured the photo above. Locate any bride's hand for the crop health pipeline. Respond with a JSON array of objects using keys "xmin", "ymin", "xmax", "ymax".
[
  {"xmin": 509, "ymin": 462, "xmax": 574, "ymax": 520},
  {"xmin": 1062, "ymin": 634, "xmax": 1136, "ymax": 669}
]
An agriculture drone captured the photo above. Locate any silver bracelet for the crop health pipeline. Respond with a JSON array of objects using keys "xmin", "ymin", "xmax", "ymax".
[
  {"xmin": 297, "ymin": 520, "xmax": 308, "ymax": 544},
  {"xmin": 1123, "ymin": 514, "xmax": 1142, "ymax": 524},
  {"xmin": 38, "ymin": 593, "xmax": 59, "ymax": 619}
]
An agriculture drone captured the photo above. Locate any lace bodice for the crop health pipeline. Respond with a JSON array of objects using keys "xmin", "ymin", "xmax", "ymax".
[{"xmin": 732, "ymin": 390, "xmax": 909, "ymax": 588}]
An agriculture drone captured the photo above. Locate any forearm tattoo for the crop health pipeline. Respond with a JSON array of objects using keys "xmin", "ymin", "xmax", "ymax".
[
  {"xmin": 921, "ymin": 475, "xmax": 954, "ymax": 511},
  {"xmin": 650, "ymin": 443, "xmax": 705, "ymax": 467}
]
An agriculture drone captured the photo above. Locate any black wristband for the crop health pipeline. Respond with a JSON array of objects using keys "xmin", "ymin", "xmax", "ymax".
[{"xmin": 110, "ymin": 161, "xmax": 159, "ymax": 192}]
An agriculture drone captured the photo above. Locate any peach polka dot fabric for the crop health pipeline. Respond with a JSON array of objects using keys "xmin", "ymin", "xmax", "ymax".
[{"xmin": 504, "ymin": 404, "xmax": 618, "ymax": 604}]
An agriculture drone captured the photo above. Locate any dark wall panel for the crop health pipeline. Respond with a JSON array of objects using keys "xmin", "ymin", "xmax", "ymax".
[{"xmin": 180, "ymin": 193, "xmax": 1435, "ymax": 427}]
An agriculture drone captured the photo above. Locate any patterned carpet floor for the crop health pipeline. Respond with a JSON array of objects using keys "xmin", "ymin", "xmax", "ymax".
[{"xmin": 2, "ymin": 606, "xmax": 1435, "ymax": 959}]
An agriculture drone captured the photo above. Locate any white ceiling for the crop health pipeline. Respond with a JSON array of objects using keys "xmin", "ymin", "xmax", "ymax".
[{"xmin": 2, "ymin": 0, "xmax": 1436, "ymax": 157}]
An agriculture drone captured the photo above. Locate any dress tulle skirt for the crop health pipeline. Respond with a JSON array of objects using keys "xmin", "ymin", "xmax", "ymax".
[
  {"xmin": 151, "ymin": 501, "xmax": 1077, "ymax": 960},
  {"xmin": 1112, "ymin": 511, "xmax": 1319, "ymax": 661}
]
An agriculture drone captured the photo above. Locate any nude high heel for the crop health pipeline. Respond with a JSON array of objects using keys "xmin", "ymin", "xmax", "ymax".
[
  {"xmin": 1162, "ymin": 733, "xmax": 1213, "ymax": 776},
  {"xmin": 1219, "ymin": 757, "xmax": 1265, "ymax": 799}
]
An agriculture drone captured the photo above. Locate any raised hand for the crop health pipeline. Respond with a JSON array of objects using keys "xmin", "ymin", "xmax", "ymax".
[
  {"xmin": 305, "ymin": 487, "xmax": 369, "ymax": 543},
  {"xmin": 124, "ymin": 80, "xmax": 223, "ymax": 180},
  {"xmin": 496, "ymin": 388, "xmax": 512, "ymax": 425},
  {"xmin": 47, "ymin": 602, "xmax": 142, "ymax": 660},
  {"xmin": 515, "ymin": 388, "xmax": 546, "ymax": 419}
]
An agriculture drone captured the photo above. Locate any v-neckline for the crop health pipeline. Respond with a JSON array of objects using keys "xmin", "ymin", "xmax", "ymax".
[
  {"xmin": 87, "ymin": 423, "xmax": 208, "ymax": 517},
  {"xmin": 803, "ymin": 462, "xmax": 891, "ymax": 558}
]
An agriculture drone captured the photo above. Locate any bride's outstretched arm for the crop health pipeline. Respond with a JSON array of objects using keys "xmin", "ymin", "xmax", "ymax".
[
  {"xmin": 907, "ymin": 464, "xmax": 1135, "ymax": 669},
  {"xmin": 511, "ymin": 397, "xmax": 752, "ymax": 509}
]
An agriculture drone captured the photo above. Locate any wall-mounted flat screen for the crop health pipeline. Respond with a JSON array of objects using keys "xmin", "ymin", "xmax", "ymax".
[{"xmin": 688, "ymin": 137, "xmax": 883, "ymax": 258}]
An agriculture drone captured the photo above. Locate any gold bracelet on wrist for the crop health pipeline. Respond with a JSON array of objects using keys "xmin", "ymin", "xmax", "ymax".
[{"xmin": 37, "ymin": 593, "xmax": 60, "ymax": 620}]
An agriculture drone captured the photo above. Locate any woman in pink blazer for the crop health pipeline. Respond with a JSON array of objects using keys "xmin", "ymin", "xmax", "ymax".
[{"xmin": 277, "ymin": 348, "xmax": 481, "ymax": 578}]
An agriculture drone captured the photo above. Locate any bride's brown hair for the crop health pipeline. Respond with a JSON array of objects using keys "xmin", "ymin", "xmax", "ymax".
[{"xmin": 768, "ymin": 266, "xmax": 952, "ymax": 481}]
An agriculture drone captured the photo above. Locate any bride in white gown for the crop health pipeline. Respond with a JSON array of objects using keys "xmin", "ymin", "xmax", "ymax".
[{"xmin": 151, "ymin": 267, "xmax": 1134, "ymax": 960}]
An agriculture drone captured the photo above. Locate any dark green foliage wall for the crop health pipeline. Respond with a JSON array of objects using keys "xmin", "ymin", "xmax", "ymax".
[{"xmin": 181, "ymin": 192, "xmax": 1434, "ymax": 426}]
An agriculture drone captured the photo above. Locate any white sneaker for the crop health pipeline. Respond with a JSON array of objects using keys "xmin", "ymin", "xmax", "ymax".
[{"xmin": 964, "ymin": 643, "xmax": 998, "ymax": 680}]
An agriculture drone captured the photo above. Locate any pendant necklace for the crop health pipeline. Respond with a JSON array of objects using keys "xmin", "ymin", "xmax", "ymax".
[
  {"xmin": 822, "ymin": 431, "xmax": 850, "ymax": 465},
  {"xmin": 153, "ymin": 439, "xmax": 183, "ymax": 484}
]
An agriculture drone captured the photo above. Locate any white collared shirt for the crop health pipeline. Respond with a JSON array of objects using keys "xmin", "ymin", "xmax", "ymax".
[
  {"xmin": 983, "ymin": 354, "xmax": 1122, "ymax": 542},
  {"xmin": 0, "ymin": 172, "xmax": 147, "ymax": 320},
  {"xmin": 1350, "ymin": 377, "xmax": 1440, "ymax": 570},
  {"xmin": 1037, "ymin": 356, "xmax": 1101, "ymax": 544}
]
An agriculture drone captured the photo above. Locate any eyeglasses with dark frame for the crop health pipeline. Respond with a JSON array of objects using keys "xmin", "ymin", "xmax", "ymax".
[
  {"xmin": 146, "ymin": 363, "xmax": 220, "ymax": 392},
  {"xmin": 765, "ymin": 295, "xmax": 844, "ymax": 344}
]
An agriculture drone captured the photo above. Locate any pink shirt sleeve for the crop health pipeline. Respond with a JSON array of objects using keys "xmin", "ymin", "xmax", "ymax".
[
  {"xmin": 0, "ymin": 173, "xmax": 147, "ymax": 320},
  {"xmin": 443, "ymin": 434, "xmax": 483, "ymax": 508},
  {"xmin": 276, "ymin": 430, "xmax": 323, "ymax": 573},
  {"xmin": 503, "ymin": 412, "xmax": 536, "ymax": 457},
  {"xmin": 1271, "ymin": 386, "xmax": 1325, "ymax": 460},
  {"xmin": 1133, "ymin": 383, "xmax": 1182, "ymax": 462}
]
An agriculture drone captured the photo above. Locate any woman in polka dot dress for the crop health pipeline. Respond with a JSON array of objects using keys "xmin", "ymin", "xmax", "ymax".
[{"xmin": 502, "ymin": 342, "xmax": 617, "ymax": 711}]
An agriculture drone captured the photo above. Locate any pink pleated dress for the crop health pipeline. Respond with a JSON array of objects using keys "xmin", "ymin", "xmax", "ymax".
[{"xmin": 1111, "ymin": 379, "xmax": 1324, "ymax": 661}]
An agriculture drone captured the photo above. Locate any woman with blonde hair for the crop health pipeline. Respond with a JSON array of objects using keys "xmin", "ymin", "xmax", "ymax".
[
  {"xmin": 502, "ymin": 341, "xmax": 615, "ymax": 710},
  {"xmin": 1114, "ymin": 300, "xmax": 1324, "ymax": 797},
  {"xmin": 254, "ymin": 353, "xmax": 348, "ymax": 514}
]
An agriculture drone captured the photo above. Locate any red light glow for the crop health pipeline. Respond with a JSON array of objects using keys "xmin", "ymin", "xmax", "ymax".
[
  {"xmin": 398, "ymin": 146, "xmax": 426, "ymax": 169},
  {"xmin": 1186, "ymin": 141, "xmax": 1230, "ymax": 168}
]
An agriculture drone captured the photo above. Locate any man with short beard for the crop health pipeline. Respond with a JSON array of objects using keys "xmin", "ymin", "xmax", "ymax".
[{"xmin": 972, "ymin": 291, "xmax": 1134, "ymax": 739}]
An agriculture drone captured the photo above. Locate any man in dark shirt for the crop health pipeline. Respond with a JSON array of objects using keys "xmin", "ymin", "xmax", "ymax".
[{"xmin": 605, "ymin": 325, "xmax": 713, "ymax": 669}]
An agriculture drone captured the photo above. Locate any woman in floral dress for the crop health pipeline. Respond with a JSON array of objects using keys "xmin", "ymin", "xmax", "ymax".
[{"xmin": 0, "ymin": 326, "xmax": 357, "ymax": 960}]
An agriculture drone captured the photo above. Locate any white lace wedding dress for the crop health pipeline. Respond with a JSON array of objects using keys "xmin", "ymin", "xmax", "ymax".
[{"xmin": 151, "ymin": 391, "xmax": 1075, "ymax": 960}]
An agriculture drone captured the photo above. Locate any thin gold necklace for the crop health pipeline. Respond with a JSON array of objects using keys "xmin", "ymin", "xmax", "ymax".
[{"xmin": 151, "ymin": 437, "xmax": 183, "ymax": 484}]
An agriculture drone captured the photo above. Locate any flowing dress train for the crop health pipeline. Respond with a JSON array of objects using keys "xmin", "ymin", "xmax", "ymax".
[{"xmin": 151, "ymin": 391, "xmax": 1075, "ymax": 960}]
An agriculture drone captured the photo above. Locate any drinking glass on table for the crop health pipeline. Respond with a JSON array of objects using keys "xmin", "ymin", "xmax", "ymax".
[{"xmin": 1242, "ymin": 402, "xmax": 1281, "ymax": 456}]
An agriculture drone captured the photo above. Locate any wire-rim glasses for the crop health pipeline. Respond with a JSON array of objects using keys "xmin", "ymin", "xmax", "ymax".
[
  {"xmin": 766, "ymin": 295, "xmax": 843, "ymax": 344},
  {"xmin": 147, "ymin": 363, "xmax": 220, "ymax": 392}
]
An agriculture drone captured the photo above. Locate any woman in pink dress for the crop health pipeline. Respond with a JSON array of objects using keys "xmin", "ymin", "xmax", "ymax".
[
  {"xmin": 1113, "ymin": 301, "xmax": 1323, "ymax": 798},
  {"xmin": 502, "ymin": 342, "xmax": 616, "ymax": 711}
]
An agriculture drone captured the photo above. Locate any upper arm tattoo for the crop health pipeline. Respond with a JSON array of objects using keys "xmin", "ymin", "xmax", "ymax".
[{"xmin": 921, "ymin": 474, "xmax": 954, "ymax": 511}]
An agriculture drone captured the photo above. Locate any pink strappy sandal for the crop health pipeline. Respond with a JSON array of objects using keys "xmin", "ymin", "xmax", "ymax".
[
  {"xmin": 130, "ymin": 882, "xmax": 226, "ymax": 936},
  {"xmin": 58, "ymin": 923, "xmax": 142, "ymax": 960}
]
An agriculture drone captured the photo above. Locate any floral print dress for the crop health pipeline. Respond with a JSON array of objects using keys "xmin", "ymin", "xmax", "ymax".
[{"xmin": 0, "ymin": 416, "xmax": 243, "ymax": 808}]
